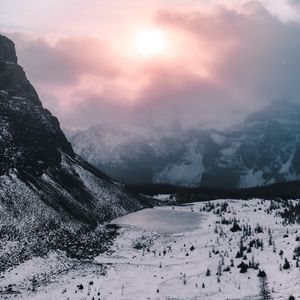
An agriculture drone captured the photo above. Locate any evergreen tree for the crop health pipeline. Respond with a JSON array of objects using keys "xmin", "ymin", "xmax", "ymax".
[{"xmin": 258, "ymin": 273, "xmax": 272, "ymax": 300}]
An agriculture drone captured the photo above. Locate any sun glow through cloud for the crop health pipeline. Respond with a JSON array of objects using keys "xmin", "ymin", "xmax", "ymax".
[
  {"xmin": 134, "ymin": 28, "xmax": 168, "ymax": 58},
  {"xmin": 4, "ymin": 0, "xmax": 300, "ymax": 130}
]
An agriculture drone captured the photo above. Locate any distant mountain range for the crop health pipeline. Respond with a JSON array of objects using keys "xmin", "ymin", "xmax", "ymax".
[{"xmin": 68, "ymin": 99, "xmax": 300, "ymax": 189}]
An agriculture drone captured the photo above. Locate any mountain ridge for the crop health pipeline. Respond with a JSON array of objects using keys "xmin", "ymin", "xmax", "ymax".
[{"xmin": 68, "ymin": 99, "xmax": 300, "ymax": 188}]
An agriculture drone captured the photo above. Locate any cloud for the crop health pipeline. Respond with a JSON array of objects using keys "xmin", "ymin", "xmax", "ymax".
[
  {"xmin": 155, "ymin": 3, "xmax": 300, "ymax": 107},
  {"xmin": 131, "ymin": 68, "xmax": 236, "ymax": 129},
  {"xmin": 289, "ymin": 0, "xmax": 300, "ymax": 6},
  {"xmin": 9, "ymin": 34, "xmax": 122, "ymax": 85},
  {"xmin": 62, "ymin": 93, "xmax": 130, "ymax": 129},
  {"xmin": 4, "ymin": 2, "xmax": 300, "ymax": 130}
]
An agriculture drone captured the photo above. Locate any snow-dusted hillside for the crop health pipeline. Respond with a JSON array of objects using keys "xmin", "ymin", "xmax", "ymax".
[
  {"xmin": 2, "ymin": 199, "xmax": 300, "ymax": 299},
  {"xmin": 0, "ymin": 34, "xmax": 147, "ymax": 270},
  {"xmin": 69, "ymin": 99, "xmax": 300, "ymax": 188}
]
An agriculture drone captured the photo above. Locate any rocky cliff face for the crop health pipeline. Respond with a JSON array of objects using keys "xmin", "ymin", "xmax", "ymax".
[
  {"xmin": 70, "ymin": 100, "xmax": 300, "ymax": 189},
  {"xmin": 0, "ymin": 36, "xmax": 74, "ymax": 176},
  {"xmin": 0, "ymin": 34, "xmax": 145, "ymax": 231}
]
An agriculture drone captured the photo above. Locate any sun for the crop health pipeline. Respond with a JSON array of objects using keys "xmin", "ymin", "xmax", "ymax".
[{"xmin": 134, "ymin": 28, "xmax": 168, "ymax": 58}]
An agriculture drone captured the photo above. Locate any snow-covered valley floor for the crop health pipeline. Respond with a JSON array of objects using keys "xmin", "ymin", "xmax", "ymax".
[{"xmin": 1, "ymin": 199, "xmax": 300, "ymax": 299}]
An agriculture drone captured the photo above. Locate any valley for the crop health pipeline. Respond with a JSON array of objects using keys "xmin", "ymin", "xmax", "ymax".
[{"xmin": 1, "ymin": 199, "xmax": 300, "ymax": 300}]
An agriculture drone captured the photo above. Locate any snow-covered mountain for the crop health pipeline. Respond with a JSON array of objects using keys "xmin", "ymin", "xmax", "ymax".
[
  {"xmin": 0, "ymin": 34, "xmax": 145, "ymax": 236},
  {"xmin": 69, "ymin": 99, "xmax": 300, "ymax": 188},
  {"xmin": 199, "ymin": 99, "xmax": 300, "ymax": 188},
  {"xmin": 69, "ymin": 123, "xmax": 189, "ymax": 184}
]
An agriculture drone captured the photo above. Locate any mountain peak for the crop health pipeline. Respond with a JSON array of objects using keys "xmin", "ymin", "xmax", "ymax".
[
  {"xmin": 0, "ymin": 34, "xmax": 75, "ymax": 176},
  {"xmin": 0, "ymin": 34, "xmax": 17, "ymax": 63}
]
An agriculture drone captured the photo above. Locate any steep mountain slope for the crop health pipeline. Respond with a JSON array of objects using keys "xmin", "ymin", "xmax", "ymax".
[
  {"xmin": 199, "ymin": 99, "xmax": 300, "ymax": 188},
  {"xmin": 69, "ymin": 100, "xmax": 300, "ymax": 189},
  {"xmin": 70, "ymin": 123, "xmax": 190, "ymax": 184},
  {"xmin": 0, "ymin": 34, "xmax": 145, "ymax": 237}
]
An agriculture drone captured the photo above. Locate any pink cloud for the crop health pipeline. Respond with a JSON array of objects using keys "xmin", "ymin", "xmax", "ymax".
[
  {"xmin": 4, "ymin": 2, "xmax": 300, "ymax": 130},
  {"xmin": 11, "ymin": 34, "xmax": 122, "ymax": 85}
]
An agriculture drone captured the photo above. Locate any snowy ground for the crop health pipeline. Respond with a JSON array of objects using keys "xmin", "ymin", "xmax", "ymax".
[{"xmin": 1, "ymin": 199, "xmax": 300, "ymax": 299}]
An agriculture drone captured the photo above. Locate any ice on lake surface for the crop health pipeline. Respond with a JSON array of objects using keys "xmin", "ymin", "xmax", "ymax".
[{"xmin": 111, "ymin": 207, "xmax": 202, "ymax": 233}]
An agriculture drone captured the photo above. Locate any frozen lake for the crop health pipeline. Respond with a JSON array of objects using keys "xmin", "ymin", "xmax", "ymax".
[{"xmin": 111, "ymin": 206, "xmax": 202, "ymax": 233}]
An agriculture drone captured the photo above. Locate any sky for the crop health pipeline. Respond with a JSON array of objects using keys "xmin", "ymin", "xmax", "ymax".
[{"xmin": 1, "ymin": 0, "xmax": 300, "ymax": 130}]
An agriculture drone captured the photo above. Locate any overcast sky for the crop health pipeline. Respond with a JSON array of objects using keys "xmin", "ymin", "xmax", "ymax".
[{"xmin": 1, "ymin": 0, "xmax": 300, "ymax": 130}]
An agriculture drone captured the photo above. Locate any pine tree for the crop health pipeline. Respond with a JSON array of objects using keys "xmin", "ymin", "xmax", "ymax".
[
  {"xmin": 259, "ymin": 274, "xmax": 272, "ymax": 299},
  {"xmin": 283, "ymin": 258, "xmax": 290, "ymax": 269},
  {"xmin": 217, "ymin": 260, "xmax": 222, "ymax": 276},
  {"xmin": 31, "ymin": 276, "xmax": 38, "ymax": 292}
]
